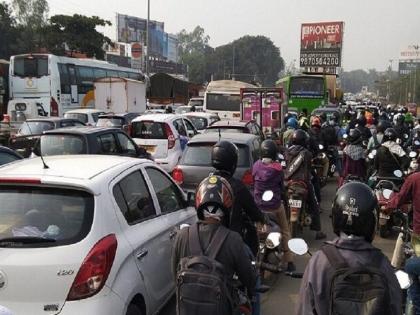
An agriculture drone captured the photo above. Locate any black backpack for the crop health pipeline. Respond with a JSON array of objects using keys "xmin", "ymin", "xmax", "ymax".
[
  {"xmin": 321, "ymin": 244, "xmax": 391, "ymax": 315},
  {"xmin": 176, "ymin": 224, "xmax": 233, "ymax": 315}
]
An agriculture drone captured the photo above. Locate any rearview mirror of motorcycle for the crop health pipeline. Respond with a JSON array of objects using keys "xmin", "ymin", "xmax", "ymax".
[
  {"xmin": 319, "ymin": 144, "xmax": 324, "ymax": 150},
  {"xmin": 262, "ymin": 190, "xmax": 274, "ymax": 202},
  {"xmin": 368, "ymin": 153, "xmax": 375, "ymax": 160},
  {"xmin": 404, "ymin": 134, "xmax": 409, "ymax": 139},
  {"xmin": 396, "ymin": 138, "xmax": 402, "ymax": 144},
  {"xmin": 180, "ymin": 224, "xmax": 190, "ymax": 230},
  {"xmin": 394, "ymin": 170, "xmax": 403, "ymax": 178},
  {"xmin": 383, "ymin": 189, "xmax": 393, "ymax": 200},
  {"xmin": 288, "ymin": 238, "xmax": 309, "ymax": 256},
  {"xmin": 409, "ymin": 151, "xmax": 417, "ymax": 158},
  {"xmin": 395, "ymin": 270, "xmax": 412, "ymax": 289},
  {"xmin": 415, "ymin": 140, "xmax": 420, "ymax": 146},
  {"xmin": 343, "ymin": 134, "xmax": 348, "ymax": 139},
  {"xmin": 277, "ymin": 153, "xmax": 284, "ymax": 160}
]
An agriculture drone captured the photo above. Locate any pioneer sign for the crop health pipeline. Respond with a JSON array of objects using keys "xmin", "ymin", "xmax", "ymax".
[{"xmin": 300, "ymin": 21, "xmax": 344, "ymax": 68}]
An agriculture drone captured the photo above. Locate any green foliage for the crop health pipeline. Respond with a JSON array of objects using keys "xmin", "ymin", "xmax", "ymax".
[
  {"xmin": 178, "ymin": 26, "xmax": 284, "ymax": 85},
  {"xmin": 340, "ymin": 69, "xmax": 381, "ymax": 94},
  {"xmin": 44, "ymin": 14, "xmax": 112, "ymax": 60},
  {"xmin": 12, "ymin": 0, "xmax": 49, "ymax": 28},
  {"xmin": 0, "ymin": 2, "xmax": 19, "ymax": 59}
]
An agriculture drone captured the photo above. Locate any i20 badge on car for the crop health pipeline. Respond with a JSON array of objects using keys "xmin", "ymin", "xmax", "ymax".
[{"xmin": 0, "ymin": 270, "xmax": 7, "ymax": 289}]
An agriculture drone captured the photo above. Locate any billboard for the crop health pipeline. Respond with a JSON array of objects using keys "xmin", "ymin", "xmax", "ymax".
[
  {"xmin": 400, "ymin": 45, "xmax": 420, "ymax": 61},
  {"xmin": 399, "ymin": 62, "xmax": 420, "ymax": 76},
  {"xmin": 300, "ymin": 21, "xmax": 344, "ymax": 68},
  {"xmin": 117, "ymin": 13, "xmax": 164, "ymax": 44}
]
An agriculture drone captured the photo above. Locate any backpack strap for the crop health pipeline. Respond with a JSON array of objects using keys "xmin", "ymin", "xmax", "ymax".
[
  {"xmin": 188, "ymin": 223, "xmax": 204, "ymax": 256},
  {"xmin": 205, "ymin": 226, "xmax": 230, "ymax": 260},
  {"xmin": 321, "ymin": 243, "xmax": 348, "ymax": 269}
]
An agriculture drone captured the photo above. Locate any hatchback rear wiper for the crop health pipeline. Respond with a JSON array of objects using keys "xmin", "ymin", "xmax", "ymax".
[{"xmin": 0, "ymin": 236, "xmax": 56, "ymax": 246}]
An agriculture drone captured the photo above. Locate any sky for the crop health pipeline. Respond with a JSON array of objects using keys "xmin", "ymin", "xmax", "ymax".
[{"xmin": 10, "ymin": 0, "xmax": 420, "ymax": 71}]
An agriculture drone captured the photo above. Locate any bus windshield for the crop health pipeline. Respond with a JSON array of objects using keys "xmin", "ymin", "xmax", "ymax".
[
  {"xmin": 13, "ymin": 56, "xmax": 49, "ymax": 78},
  {"xmin": 290, "ymin": 77, "xmax": 324, "ymax": 97},
  {"xmin": 206, "ymin": 93, "xmax": 241, "ymax": 111}
]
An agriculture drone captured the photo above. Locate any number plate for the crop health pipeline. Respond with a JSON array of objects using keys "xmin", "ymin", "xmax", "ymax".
[
  {"xmin": 289, "ymin": 199, "xmax": 302, "ymax": 208},
  {"xmin": 379, "ymin": 213, "xmax": 390, "ymax": 220}
]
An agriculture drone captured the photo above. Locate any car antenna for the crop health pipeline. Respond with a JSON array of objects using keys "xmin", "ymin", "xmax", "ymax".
[
  {"xmin": 24, "ymin": 121, "xmax": 49, "ymax": 169},
  {"xmin": 218, "ymin": 128, "xmax": 221, "ymax": 141}
]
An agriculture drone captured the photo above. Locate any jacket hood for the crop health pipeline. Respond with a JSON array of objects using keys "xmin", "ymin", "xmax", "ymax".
[
  {"xmin": 253, "ymin": 160, "xmax": 282, "ymax": 182},
  {"xmin": 287, "ymin": 145, "xmax": 305, "ymax": 158}
]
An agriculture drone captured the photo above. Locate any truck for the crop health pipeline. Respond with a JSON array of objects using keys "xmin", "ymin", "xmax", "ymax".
[{"xmin": 94, "ymin": 77, "xmax": 147, "ymax": 113}]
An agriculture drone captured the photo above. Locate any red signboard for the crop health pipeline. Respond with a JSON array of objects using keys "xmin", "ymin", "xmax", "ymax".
[
  {"xmin": 300, "ymin": 21, "xmax": 344, "ymax": 68},
  {"xmin": 131, "ymin": 43, "xmax": 142, "ymax": 59}
]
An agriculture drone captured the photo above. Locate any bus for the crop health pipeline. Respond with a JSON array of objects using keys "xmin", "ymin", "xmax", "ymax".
[
  {"xmin": 9, "ymin": 54, "xmax": 145, "ymax": 117},
  {"xmin": 276, "ymin": 74, "xmax": 329, "ymax": 114},
  {"xmin": 203, "ymin": 80, "xmax": 256, "ymax": 120},
  {"xmin": 0, "ymin": 60, "xmax": 9, "ymax": 114}
]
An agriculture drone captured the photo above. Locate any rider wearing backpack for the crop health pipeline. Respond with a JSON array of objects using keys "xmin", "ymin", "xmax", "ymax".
[
  {"xmin": 297, "ymin": 182, "xmax": 402, "ymax": 315},
  {"xmin": 172, "ymin": 175, "xmax": 256, "ymax": 315}
]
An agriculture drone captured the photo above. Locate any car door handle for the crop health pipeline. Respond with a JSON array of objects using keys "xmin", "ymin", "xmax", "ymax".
[
  {"xmin": 169, "ymin": 231, "xmax": 177, "ymax": 240},
  {"xmin": 136, "ymin": 249, "xmax": 149, "ymax": 260}
]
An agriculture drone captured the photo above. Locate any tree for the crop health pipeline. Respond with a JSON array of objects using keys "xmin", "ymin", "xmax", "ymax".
[
  {"xmin": 44, "ymin": 14, "xmax": 112, "ymax": 60},
  {"xmin": 212, "ymin": 36, "xmax": 284, "ymax": 85},
  {"xmin": 11, "ymin": 0, "xmax": 49, "ymax": 53},
  {"xmin": 0, "ymin": 2, "xmax": 19, "ymax": 59}
]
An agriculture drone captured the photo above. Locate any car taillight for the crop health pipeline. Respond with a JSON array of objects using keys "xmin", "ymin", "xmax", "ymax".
[
  {"xmin": 242, "ymin": 169, "xmax": 253, "ymax": 186},
  {"xmin": 50, "ymin": 97, "xmax": 59, "ymax": 116},
  {"xmin": 67, "ymin": 234, "xmax": 117, "ymax": 301},
  {"xmin": 172, "ymin": 167, "xmax": 184, "ymax": 185},
  {"xmin": 165, "ymin": 123, "xmax": 176, "ymax": 149}
]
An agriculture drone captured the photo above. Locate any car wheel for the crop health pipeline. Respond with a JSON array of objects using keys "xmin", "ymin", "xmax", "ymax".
[{"xmin": 126, "ymin": 304, "xmax": 143, "ymax": 315}]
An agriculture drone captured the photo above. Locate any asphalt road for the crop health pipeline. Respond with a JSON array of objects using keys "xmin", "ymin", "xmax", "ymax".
[{"xmin": 160, "ymin": 177, "xmax": 397, "ymax": 315}]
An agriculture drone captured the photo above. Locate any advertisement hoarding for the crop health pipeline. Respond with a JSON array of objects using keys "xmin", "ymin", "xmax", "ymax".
[
  {"xmin": 399, "ymin": 62, "xmax": 420, "ymax": 76},
  {"xmin": 300, "ymin": 21, "xmax": 344, "ymax": 68},
  {"xmin": 400, "ymin": 45, "xmax": 420, "ymax": 61},
  {"xmin": 117, "ymin": 13, "xmax": 164, "ymax": 44}
]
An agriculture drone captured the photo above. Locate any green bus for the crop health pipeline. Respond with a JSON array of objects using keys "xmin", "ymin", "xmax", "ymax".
[{"xmin": 276, "ymin": 74, "xmax": 329, "ymax": 114}]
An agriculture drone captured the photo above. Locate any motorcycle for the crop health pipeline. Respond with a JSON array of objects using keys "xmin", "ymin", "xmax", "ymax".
[
  {"xmin": 312, "ymin": 144, "xmax": 328, "ymax": 187},
  {"xmin": 326, "ymin": 145, "xmax": 338, "ymax": 177},
  {"xmin": 287, "ymin": 181, "xmax": 311, "ymax": 238}
]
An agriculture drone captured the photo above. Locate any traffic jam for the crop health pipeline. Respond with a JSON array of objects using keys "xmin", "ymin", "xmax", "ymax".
[{"xmin": 0, "ymin": 2, "xmax": 420, "ymax": 315}]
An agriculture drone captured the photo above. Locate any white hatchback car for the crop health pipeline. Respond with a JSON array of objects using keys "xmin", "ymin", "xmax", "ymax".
[
  {"xmin": 131, "ymin": 114, "xmax": 198, "ymax": 173},
  {"xmin": 0, "ymin": 155, "xmax": 196, "ymax": 315},
  {"xmin": 64, "ymin": 109, "xmax": 107, "ymax": 126}
]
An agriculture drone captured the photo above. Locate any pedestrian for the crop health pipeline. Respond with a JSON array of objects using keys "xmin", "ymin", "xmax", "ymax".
[{"xmin": 297, "ymin": 182, "xmax": 402, "ymax": 315}]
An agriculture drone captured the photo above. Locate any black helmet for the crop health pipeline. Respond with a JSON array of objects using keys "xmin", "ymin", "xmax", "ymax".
[
  {"xmin": 260, "ymin": 139, "xmax": 278, "ymax": 160},
  {"xmin": 396, "ymin": 114, "xmax": 405, "ymax": 126},
  {"xmin": 376, "ymin": 120, "xmax": 391, "ymax": 133},
  {"xmin": 357, "ymin": 116, "xmax": 367, "ymax": 127},
  {"xmin": 384, "ymin": 128, "xmax": 398, "ymax": 142},
  {"xmin": 348, "ymin": 128, "xmax": 362, "ymax": 145},
  {"xmin": 211, "ymin": 141, "xmax": 238, "ymax": 176},
  {"xmin": 332, "ymin": 182, "xmax": 378, "ymax": 242},
  {"xmin": 291, "ymin": 129, "xmax": 309, "ymax": 147},
  {"xmin": 195, "ymin": 175, "xmax": 234, "ymax": 224},
  {"xmin": 402, "ymin": 107, "xmax": 408, "ymax": 114}
]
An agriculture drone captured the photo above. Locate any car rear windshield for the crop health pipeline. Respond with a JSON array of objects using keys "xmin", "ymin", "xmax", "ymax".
[
  {"xmin": 181, "ymin": 143, "xmax": 249, "ymax": 167},
  {"xmin": 187, "ymin": 116, "xmax": 208, "ymax": 130},
  {"xmin": 132, "ymin": 121, "xmax": 167, "ymax": 139},
  {"xmin": 19, "ymin": 121, "xmax": 55, "ymax": 136},
  {"xmin": 96, "ymin": 117, "xmax": 125, "ymax": 127},
  {"xmin": 0, "ymin": 186, "xmax": 94, "ymax": 248},
  {"xmin": 64, "ymin": 113, "xmax": 88, "ymax": 124},
  {"xmin": 205, "ymin": 127, "xmax": 245, "ymax": 134},
  {"xmin": 40, "ymin": 134, "xmax": 86, "ymax": 156}
]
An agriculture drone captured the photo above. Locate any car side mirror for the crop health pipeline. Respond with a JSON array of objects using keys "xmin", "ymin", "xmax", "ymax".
[
  {"xmin": 32, "ymin": 143, "xmax": 41, "ymax": 156},
  {"xmin": 187, "ymin": 130, "xmax": 195, "ymax": 137}
]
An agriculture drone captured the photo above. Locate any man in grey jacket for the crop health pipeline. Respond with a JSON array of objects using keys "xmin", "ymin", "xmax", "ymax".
[{"xmin": 297, "ymin": 182, "xmax": 402, "ymax": 315}]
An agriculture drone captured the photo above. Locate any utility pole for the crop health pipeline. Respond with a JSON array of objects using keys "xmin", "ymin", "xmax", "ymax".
[
  {"xmin": 145, "ymin": 0, "xmax": 150, "ymax": 76},
  {"xmin": 232, "ymin": 44, "xmax": 235, "ymax": 81}
]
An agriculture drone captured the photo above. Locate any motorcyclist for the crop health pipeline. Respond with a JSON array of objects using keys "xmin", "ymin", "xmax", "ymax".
[
  {"xmin": 308, "ymin": 116, "xmax": 329, "ymax": 181},
  {"xmin": 212, "ymin": 140, "xmax": 266, "ymax": 255},
  {"xmin": 394, "ymin": 114, "xmax": 410, "ymax": 142},
  {"xmin": 367, "ymin": 119, "xmax": 391, "ymax": 151},
  {"xmin": 298, "ymin": 108, "xmax": 310, "ymax": 131},
  {"xmin": 171, "ymin": 175, "xmax": 257, "ymax": 315},
  {"xmin": 374, "ymin": 128, "xmax": 410, "ymax": 178},
  {"xmin": 282, "ymin": 117, "xmax": 299, "ymax": 147},
  {"xmin": 340, "ymin": 129, "xmax": 366, "ymax": 186},
  {"xmin": 321, "ymin": 114, "xmax": 341, "ymax": 175},
  {"xmin": 285, "ymin": 129, "xmax": 326, "ymax": 240},
  {"xmin": 297, "ymin": 182, "xmax": 402, "ymax": 315},
  {"xmin": 252, "ymin": 139, "xmax": 295, "ymax": 272},
  {"xmin": 355, "ymin": 116, "xmax": 372, "ymax": 143}
]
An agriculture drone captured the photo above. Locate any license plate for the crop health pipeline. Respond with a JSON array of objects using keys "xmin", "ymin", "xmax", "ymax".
[
  {"xmin": 289, "ymin": 199, "xmax": 302, "ymax": 208},
  {"xmin": 379, "ymin": 213, "xmax": 390, "ymax": 220},
  {"xmin": 140, "ymin": 145, "xmax": 156, "ymax": 154}
]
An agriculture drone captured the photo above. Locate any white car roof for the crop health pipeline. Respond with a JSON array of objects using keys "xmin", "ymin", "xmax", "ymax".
[
  {"xmin": 65, "ymin": 109, "xmax": 106, "ymax": 114},
  {"xmin": 132, "ymin": 113, "xmax": 183, "ymax": 123},
  {"xmin": 0, "ymin": 155, "xmax": 150, "ymax": 195},
  {"xmin": 182, "ymin": 112, "xmax": 217, "ymax": 118}
]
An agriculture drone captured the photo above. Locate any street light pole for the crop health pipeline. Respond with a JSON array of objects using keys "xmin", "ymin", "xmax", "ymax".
[{"xmin": 145, "ymin": 0, "xmax": 150, "ymax": 76}]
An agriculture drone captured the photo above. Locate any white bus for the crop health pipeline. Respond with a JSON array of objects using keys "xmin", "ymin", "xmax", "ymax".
[
  {"xmin": 203, "ymin": 80, "xmax": 256, "ymax": 120},
  {"xmin": 9, "ymin": 54, "xmax": 145, "ymax": 117}
]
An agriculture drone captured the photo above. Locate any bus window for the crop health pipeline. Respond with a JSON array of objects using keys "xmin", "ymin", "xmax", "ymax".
[
  {"xmin": 58, "ymin": 63, "xmax": 71, "ymax": 94},
  {"xmin": 68, "ymin": 65, "xmax": 77, "ymax": 85},
  {"xmin": 118, "ymin": 71, "xmax": 129, "ymax": 78},
  {"xmin": 128, "ymin": 72, "xmax": 140, "ymax": 80},
  {"xmin": 14, "ymin": 56, "xmax": 48, "ymax": 78},
  {"xmin": 77, "ymin": 66, "xmax": 94, "ymax": 94},
  {"xmin": 94, "ymin": 68, "xmax": 107, "ymax": 79}
]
